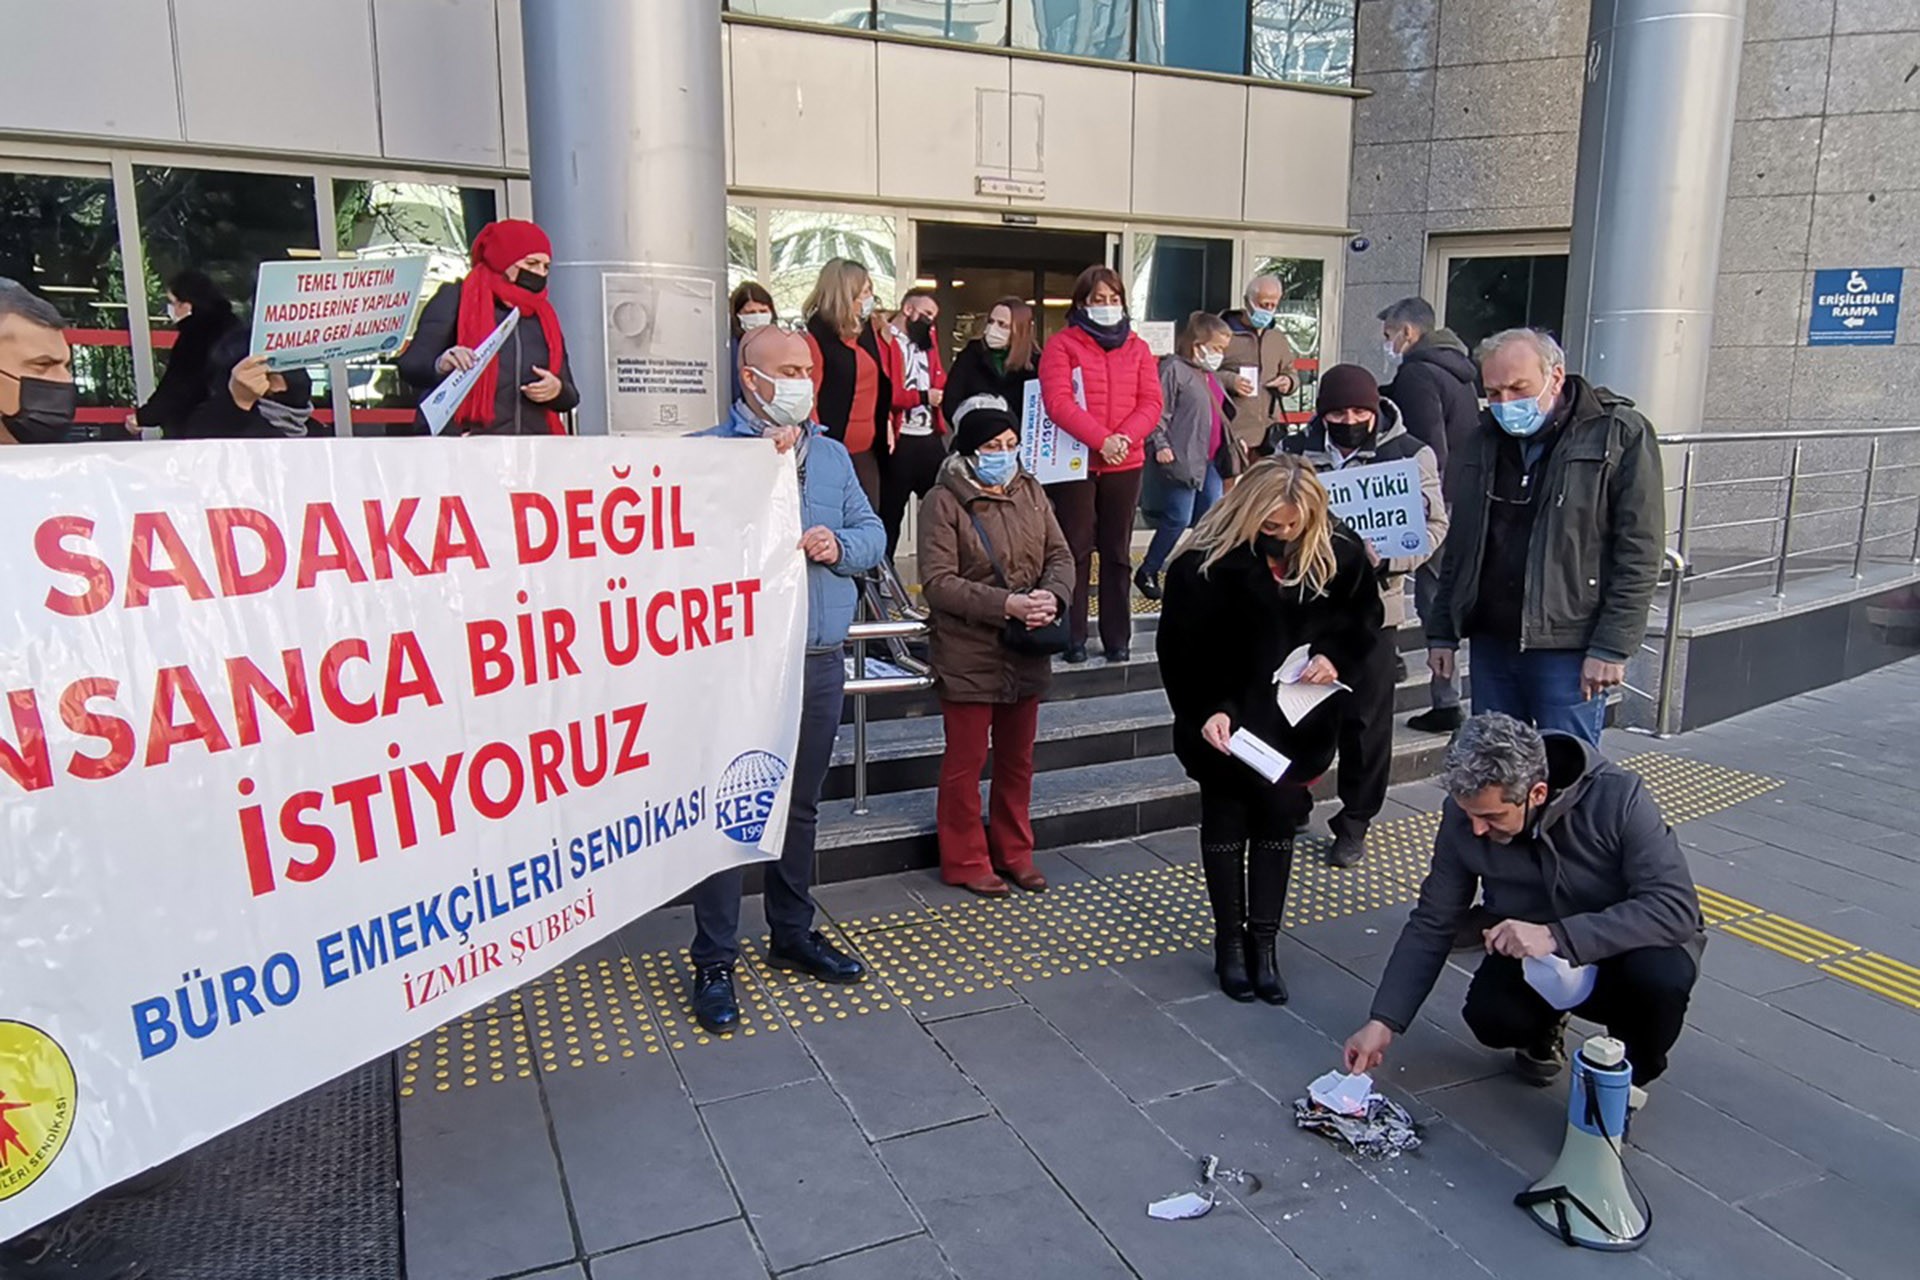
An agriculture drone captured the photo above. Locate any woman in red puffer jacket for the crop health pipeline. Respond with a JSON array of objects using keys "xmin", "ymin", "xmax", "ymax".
[{"xmin": 1037, "ymin": 265, "xmax": 1164, "ymax": 663}]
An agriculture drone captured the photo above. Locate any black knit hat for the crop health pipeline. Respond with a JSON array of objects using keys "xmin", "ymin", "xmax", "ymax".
[
  {"xmin": 1316, "ymin": 362, "xmax": 1381, "ymax": 415},
  {"xmin": 951, "ymin": 395, "xmax": 1019, "ymax": 455}
]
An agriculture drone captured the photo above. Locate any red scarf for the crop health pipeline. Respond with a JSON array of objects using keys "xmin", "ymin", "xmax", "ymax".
[{"xmin": 456, "ymin": 219, "xmax": 566, "ymax": 434}]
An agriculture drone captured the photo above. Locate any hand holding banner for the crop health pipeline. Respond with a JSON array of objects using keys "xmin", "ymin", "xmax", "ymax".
[
  {"xmin": 420, "ymin": 309, "xmax": 520, "ymax": 434},
  {"xmin": 1320, "ymin": 457, "xmax": 1431, "ymax": 560}
]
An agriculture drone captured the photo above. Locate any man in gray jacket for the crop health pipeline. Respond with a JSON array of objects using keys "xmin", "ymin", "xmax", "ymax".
[{"xmin": 1343, "ymin": 714, "xmax": 1703, "ymax": 1097}]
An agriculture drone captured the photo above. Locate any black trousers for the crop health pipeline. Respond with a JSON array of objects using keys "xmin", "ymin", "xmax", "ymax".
[
  {"xmin": 1199, "ymin": 782, "xmax": 1310, "ymax": 932},
  {"xmin": 1047, "ymin": 469, "xmax": 1143, "ymax": 654},
  {"xmin": 880, "ymin": 431, "xmax": 948, "ymax": 560},
  {"xmin": 1330, "ymin": 630, "xmax": 1398, "ymax": 839},
  {"xmin": 1462, "ymin": 946, "xmax": 1699, "ymax": 1085}
]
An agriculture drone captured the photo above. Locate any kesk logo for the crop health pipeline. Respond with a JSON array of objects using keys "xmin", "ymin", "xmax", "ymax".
[
  {"xmin": 0, "ymin": 1020, "xmax": 77, "ymax": 1202},
  {"xmin": 715, "ymin": 750, "xmax": 790, "ymax": 845}
]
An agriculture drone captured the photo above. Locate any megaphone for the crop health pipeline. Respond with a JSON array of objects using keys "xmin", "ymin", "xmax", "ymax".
[{"xmin": 1515, "ymin": 1034, "xmax": 1651, "ymax": 1250}]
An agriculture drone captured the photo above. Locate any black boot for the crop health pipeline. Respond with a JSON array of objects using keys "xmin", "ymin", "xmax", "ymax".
[
  {"xmin": 1247, "ymin": 836, "xmax": 1295, "ymax": 1005},
  {"xmin": 1200, "ymin": 840, "xmax": 1255, "ymax": 1002}
]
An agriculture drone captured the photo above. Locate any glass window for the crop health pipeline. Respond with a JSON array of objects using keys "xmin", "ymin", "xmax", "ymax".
[
  {"xmin": 728, "ymin": 0, "xmax": 873, "ymax": 29},
  {"xmin": 1130, "ymin": 232, "xmax": 1233, "ymax": 324},
  {"xmin": 1013, "ymin": 0, "xmax": 1131, "ymax": 61},
  {"xmin": 1250, "ymin": 0, "xmax": 1356, "ymax": 87},
  {"xmin": 727, "ymin": 204, "xmax": 758, "ymax": 298},
  {"xmin": 878, "ymin": 0, "xmax": 1007, "ymax": 42},
  {"xmin": 1441, "ymin": 253, "xmax": 1568, "ymax": 353},
  {"xmin": 1136, "ymin": 0, "xmax": 1248, "ymax": 76},
  {"xmin": 1248, "ymin": 252, "xmax": 1324, "ymax": 423},
  {"xmin": 766, "ymin": 209, "xmax": 897, "ymax": 325},
  {"xmin": 333, "ymin": 180, "xmax": 499, "ymax": 430},
  {"xmin": 0, "ymin": 169, "xmax": 136, "ymax": 424}
]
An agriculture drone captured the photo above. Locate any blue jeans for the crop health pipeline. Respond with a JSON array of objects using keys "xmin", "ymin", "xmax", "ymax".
[
  {"xmin": 690, "ymin": 648, "xmax": 845, "ymax": 965},
  {"xmin": 1466, "ymin": 633, "xmax": 1605, "ymax": 745},
  {"xmin": 1141, "ymin": 464, "xmax": 1224, "ymax": 574}
]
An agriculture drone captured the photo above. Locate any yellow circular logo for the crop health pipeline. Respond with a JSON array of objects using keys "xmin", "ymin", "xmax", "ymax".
[{"xmin": 0, "ymin": 1020, "xmax": 76, "ymax": 1202}]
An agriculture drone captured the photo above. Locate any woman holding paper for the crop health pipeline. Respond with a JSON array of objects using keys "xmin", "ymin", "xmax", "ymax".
[
  {"xmin": 1037, "ymin": 265, "xmax": 1164, "ymax": 664},
  {"xmin": 399, "ymin": 218, "xmax": 579, "ymax": 435},
  {"xmin": 1157, "ymin": 457, "xmax": 1383, "ymax": 1004}
]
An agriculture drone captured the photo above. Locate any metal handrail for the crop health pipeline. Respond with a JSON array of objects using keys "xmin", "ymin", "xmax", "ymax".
[
  {"xmin": 1653, "ymin": 548, "xmax": 1686, "ymax": 737},
  {"xmin": 846, "ymin": 610, "xmax": 932, "ymax": 817}
]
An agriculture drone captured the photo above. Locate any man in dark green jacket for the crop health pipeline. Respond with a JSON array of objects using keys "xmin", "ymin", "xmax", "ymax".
[
  {"xmin": 1425, "ymin": 329, "xmax": 1664, "ymax": 746},
  {"xmin": 1344, "ymin": 714, "xmax": 1703, "ymax": 1098}
]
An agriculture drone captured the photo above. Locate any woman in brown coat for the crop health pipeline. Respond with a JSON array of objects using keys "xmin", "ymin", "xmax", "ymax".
[{"xmin": 918, "ymin": 395, "xmax": 1076, "ymax": 896}]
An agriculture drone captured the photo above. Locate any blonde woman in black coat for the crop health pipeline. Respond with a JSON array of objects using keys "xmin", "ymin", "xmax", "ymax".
[{"xmin": 1157, "ymin": 458, "xmax": 1383, "ymax": 1004}]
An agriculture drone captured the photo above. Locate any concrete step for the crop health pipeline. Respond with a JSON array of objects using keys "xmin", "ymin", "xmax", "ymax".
[{"xmin": 812, "ymin": 729, "xmax": 1452, "ymax": 885}]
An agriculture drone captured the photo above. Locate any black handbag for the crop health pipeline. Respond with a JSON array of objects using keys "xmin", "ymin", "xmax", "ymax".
[{"xmin": 967, "ymin": 511, "xmax": 1071, "ymax": 657}]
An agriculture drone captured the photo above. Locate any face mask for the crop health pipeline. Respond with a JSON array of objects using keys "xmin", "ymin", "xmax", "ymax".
[
  {"xmin": 1, "ymin": 372, "xmax": 78, "ymax": 444},
  {"xmin": 514, "ymin": 268, "xmax": 549, "ymax": 294},
  {"xmin": 255, "ymin": 397, "xmax": 312, "ymax": 436},
  {"xmin": 748, "ymin": 367, "xmax": 815, "ymax": 427},
  {"xmin": 906, "ymin": 317, "xmax": 935, "ymax": 350},
  {"xmin": 1382, "ymin": 340, "xmax": 1402, "ymax": 368},
  {"xmin": 738, "ymin": 310, "xmax": 773, "ymax": 332},
  {"xmin": 1196, "ymin": 349, "xmax": 1225, "ymax": 372},
  {"xmin": 1085, "ymin": 304, "xmax": 1124, "ymax": 327},
  {"xmin": 1327, "ymin": 417, "xmax": 1373, "ymax": 451},
  {"xmin": 1253, "ymin": 532, "xmax": 1291, "ymax": 562},
  {"xmin": 858, "ymin": 294, "xmax": 875, "ymax": 320},
  {"xmin": 1248, "ymin": 307, "xmax": 1277, "ymax": 330},
  {"xmin": 973, "ymin": 450, "xmax": 1018, "ymax": 487},
  {"xmin": 983, "ymin": 323, "xmax": 1010, "ymax": 350},
  {"xmin": 1491, "ymin": 392, "xmax": 1550, "ymax": 438}
]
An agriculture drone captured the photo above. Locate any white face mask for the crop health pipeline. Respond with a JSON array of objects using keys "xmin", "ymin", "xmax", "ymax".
[
  {"xmin": 983, "ymin": 322, "xmax": 1011, "ymax": 350},
  {"xmin": 1197, "ymin": 348, "xmax": 1225, "ymax": 372},
  {"xmin": 748, "ymin": 367, "xmax": 815, "ymax": 427},
  {"xmin": 1086, "ymin": 304, "xmax": 1125, "ymax": 327},
  {"xmin": 738, "ymin": 310, "xmax": 773, "ymax": 331},
  {"xmin": 1382, "ymin": 340, "xmax": 1402, "ymax": 367},
  {"xmin": 858, "ymin": 294, "xmax": 875, "ymax": 320}
]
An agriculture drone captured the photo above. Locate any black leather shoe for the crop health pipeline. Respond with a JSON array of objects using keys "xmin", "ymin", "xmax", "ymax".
[
  {"xmin": 1325, "ymin": 828, "xmax": 1368, "ymax": 868},
  {"xmin": 1407, "ymin": 706, "xmax": 1465, "ymax": 734},
  {"xmin": 1247, "ymin": 927, "xmax": 1289, "ymax": 1005},
  {"xmin": 1104, "ymin": 647, "xmax": 1131, "ymax": 663},
  {"xmin": 768, "ymin": 931, "xmax": 868, "ymax": 984},
  {"xmin": 1064, "ymin": 644, "xmax": 1089, "ymax": 664},
  {"xmin": 690, "ymin": 963, "xmax": 740, "ymax": 1034},
  {"xmin": 1214, "ymin": 931, "xmax": 1255, "ymax": 1002},
  {"xmin": 1133, "ymin": 566, "xmax": 1163, "ymax": 601}
]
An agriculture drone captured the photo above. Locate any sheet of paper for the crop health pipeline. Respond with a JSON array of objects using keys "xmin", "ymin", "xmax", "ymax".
[
  {"xmin": 1228, "ymin": 728, "xmax": 1291, "ymax": 784},
  {"xmin": 1523, "ymin": 954, "xmax": 1598, "ymax": 1011},
  {"xmin": 420, "ymin": 308, "xmax": 519, "ymax": 434},
  {"xmin": 1272, "ymin": 645, "xmax": 1350, "ymax": 727},
  {"xmin": 1147, "ymin": 1191, "xmax": 1214, "ymax": 1221},
  {"xmin": 1307, "ymin": 1070, "xmax": 1374, "ymax": 1117}
]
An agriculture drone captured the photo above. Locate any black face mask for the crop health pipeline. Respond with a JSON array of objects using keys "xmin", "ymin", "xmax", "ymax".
[
  {"xmin": 906, "ymin": 317, "xmax": 935, "ymax": 350},
  {"xmin": 1326, "ymin": 417, "xmax": 1374, "ymax": 452},
  {"xmin": 1253, "ymin": 532, "xmax": 1291, "ymax": 563},
  {"xmin": 2, "ymin": 373, "xmax": 78, "ymax": 444},
  {"xmin": 513, "ymin": 269, "xmax": 549, "ymax": 294}
]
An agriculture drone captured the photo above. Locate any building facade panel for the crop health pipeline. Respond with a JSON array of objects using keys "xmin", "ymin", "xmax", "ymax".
[
  {"xmin": 174, "ymin": 0, "xmax": 382, "ymax": 156},
  {"xmin": 374, "ymin": 0, "xmax": 508, "ymax": 168}
]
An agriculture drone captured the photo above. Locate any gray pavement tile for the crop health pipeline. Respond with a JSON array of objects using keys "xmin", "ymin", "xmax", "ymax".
[
  {"xmin": 779, "ymin": 1235, "xmax": 954, "ymax": 1280},
  {"xmin": 1823, "ymin": 905, "xmax": 1920, "ymax": 961},
  {"xmin": 614, "ymin": 904, "xmax": 694, "ymax": 958},
  {"xmin": 399, "ymin": 1075, "xmax": 576, "ymax": 1280},
  {"xmin": 1689, "ymin": 854, "xmax": 1858, "ymax": 921},
  {"xmin": 1745, "ymin": 1174, "xmax": 1920, "ymax": 1280},
  {"xmin": 877, "ymin": 1117, "xmax": 1131, "ymax": 1279},
  {"xmin": 1031, "ymin": 846, "xmax": 1098, "ymax": 885},
  {"xmin": 1782, "ymin": 798, "xmax": 1913, "ymax": 848},
  {"xmin": 1677, "ymin": 822, "xmax": 1767, "ymax": 855},
  {"xmin": 1056, "ymin": 839, "xmax": 1169, "ymax": 878},
  {"xmin": 1114, "ymin": 946, "xmax": 1231, "ymax": 1005},
  {"xmin": 541, "ymin": 1043, "xmax": 738, "ymax": 1254},
  {"xmin": 1388, "ymin": 779, "xmax": 1449, "ymax": 812},
  {"xmin": 521, "ymin": 1267, "xmax": 588, "ymax": 1280},
  {"xmin": 672, "ymin": 987, "xmax": 823, "ymax": 1105},
  {"xmin": 1687, "ymin": 978, "xmax": 1920, "ymax": 1132},
  {"xmin": 903, "ymin": 873, "xmax": 983, "ymax": 909},
  {"xmin": 1020, "ymin": 966, "xmax": 1234, "ymax": 1103},
  {"xmin": 814, "ymin": 873, "xmax": 935, "ymax": 929},
  {"xmin": 1145, "ymin": 1080, "xmax": 1490, "ymax": 1280},
  {"xmin": 1698, "ymin": 932, "xmax": 1828, "ymax": 997},
  {"xmin": 898, "ymin": 980, "xmax": 1026, "ymax": 1024},
  {"xmin": 1662, "ymin": 1032, "xmax": 1920, "ymax": 1191},
  {"xmin": 930, "ymin": 1005, "xmax": 1315, "ymax": 1280},
  {"xmin": 1767, "ymin": 976, "xmax": 1920, "ymax": 1071},
  {"xmin": 700, "ymin": 1079, "xmax": 919, "ymax": 1273},
  {"xmin": 1160, "ymin": 989, "xmax": 1343, "ymax": 1104},
  {"xmin": 1625, "ymin": 1082, "xmax": 1822, "ymax": 1205},
  {"xmin": 793, "ymin": 1004, "xmax": 990, "ymax": 1141},
  {"xmin": 1421, "ymin": 1074, "xmax": 1568, "ymax": 1175},
  {"xmin": 590, "ymin": 1220, "xmax": 769, "ymax": 1280},
  {"xmin": 1283, "ymin": 911, "xmax": 1408, "ymax": 962},
  {"xmin": 1628, "ymin": 1154, "xmax": 1841, "ymax": 1280},
  {"xmin": 1134, "ymin": 825, "xmax": 1199, "ymax": 864},
  {"xmin": 1723, "ymin": 833, "xmax": 1920, "ymax": 909}
]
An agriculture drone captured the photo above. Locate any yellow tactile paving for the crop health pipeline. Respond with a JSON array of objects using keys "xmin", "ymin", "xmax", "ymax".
[{"xmin": 398, "ymin": 752, "xmax": 1916, "ymax": 1096}]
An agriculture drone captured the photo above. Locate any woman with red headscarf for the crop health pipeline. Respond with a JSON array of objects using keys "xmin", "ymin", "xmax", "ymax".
[{"xmin": 399, "ymin": 218, "xmax": 579, "ymax": 435}]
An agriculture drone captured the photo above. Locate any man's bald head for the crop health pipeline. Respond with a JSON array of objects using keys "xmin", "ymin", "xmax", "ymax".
[{"xmin": 737, "ymin": 325, "xmax": 813, "ymax": 423}]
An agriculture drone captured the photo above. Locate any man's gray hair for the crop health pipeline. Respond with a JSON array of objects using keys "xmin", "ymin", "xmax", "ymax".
[
  {"xmin": 1476, "ymin": 327, "xmax": 1566, "ymax": 377},
  {"xmin": 1442, "ymin": 712, "xmax": 1549, "ymax": 804},
  {"xmin": 0, "ymin": 278, "xmax": 66, "ymax": 332},
  {"xmin": 1376, "ymin": 296, "xmax": 1435, "ymax": 332},
  {"xmin": 1243, "ymin": 272, "xmax": 1283, "ymax": 304}
]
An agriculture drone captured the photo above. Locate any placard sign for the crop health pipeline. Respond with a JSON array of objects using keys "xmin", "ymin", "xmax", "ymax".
[
  {"xmin": 1321, "ymin": 457, "xmax": 1430, "ymax": 558},
  {"xmin": 1020, "ymin": 375, "xmax": 1090, "ymax": 486},
  {"xmin": 249, "ymin": 255, "xmax": 431, "ymax": 370}
]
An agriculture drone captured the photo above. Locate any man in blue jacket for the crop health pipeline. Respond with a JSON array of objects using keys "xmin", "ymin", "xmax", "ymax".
[{"xmin": 687, "ymin": 325, "xmax": 887, "ymax": 1034}]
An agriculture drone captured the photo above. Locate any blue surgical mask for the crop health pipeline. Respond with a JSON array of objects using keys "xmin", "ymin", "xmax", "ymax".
[
  {"xmin": 1490, "ymin": 394, "xmax": 1549, "ymax": 437},
  {"xmin": 974, "ymin": 450, "xmax": 1018, "ymax": 487},
  {"xmin": 1248, "ymin": 307, "xmax": 1277, "ymax": 330}
]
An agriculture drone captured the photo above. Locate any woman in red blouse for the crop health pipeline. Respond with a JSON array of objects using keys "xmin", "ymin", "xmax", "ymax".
[{"xmin": 801, "ymin": 258, "xmax": 892, "ymax": 508}]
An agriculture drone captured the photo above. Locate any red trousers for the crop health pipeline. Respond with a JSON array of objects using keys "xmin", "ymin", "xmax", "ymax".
[{"xmin": 936, "ymin": 697, "xmax": 1041, "ymax": 883}]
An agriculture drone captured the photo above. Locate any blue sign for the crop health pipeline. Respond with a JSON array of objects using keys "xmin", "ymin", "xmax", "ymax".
[{"xmin": 1809, "ymin": 267, "xmax": 1902, "ymax": 346}]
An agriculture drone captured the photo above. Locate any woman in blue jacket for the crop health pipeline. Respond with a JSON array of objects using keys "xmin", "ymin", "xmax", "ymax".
[{"xmin": 686, "ymin": 324, "xmax": 886, "ymax": 1036}]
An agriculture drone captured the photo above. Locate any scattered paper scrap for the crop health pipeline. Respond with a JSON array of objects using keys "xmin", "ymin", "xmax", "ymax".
[
  {"xmin": 1307, "ymin": 1070, "xmax": 1374, "ymax": 1117},
  {"xmin": 1147, "ymin": 1191, "xmax": 1214, "ymax": 1221},
  {"xmin": 1295, "ymin": 1077, "xmax": 1422, "ymax": 1159}
]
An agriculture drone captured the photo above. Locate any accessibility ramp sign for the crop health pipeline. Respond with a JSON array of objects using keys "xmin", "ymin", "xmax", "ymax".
[{"xmin": 1809, "ymin": 267, "xmax": 1902, "ymax": 346}]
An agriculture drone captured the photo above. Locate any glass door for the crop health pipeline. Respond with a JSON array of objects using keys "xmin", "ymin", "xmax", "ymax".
[{"xmin": 1241, "ymin": 233, "xmax": 1341, "ymax": 431}]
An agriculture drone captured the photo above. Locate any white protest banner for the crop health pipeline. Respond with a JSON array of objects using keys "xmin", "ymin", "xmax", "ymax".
[
  {"xmin": 1320, "ymin": 457, "xmax": 1431, "ymax": 559},
  {"xmin": 250, "ymin": 255, "xmax": 431, "ymax": 371},
  {"xmin": 0, "ymin": 437, "xmax": 806, "ymax": 1235},
  {"xmin": 1019, "ymin": 374, "xmax": 1090, "ymax": 486},
  {"xmin": 419, "ymin": 308, "xmax": 520, "ymax": 435}
]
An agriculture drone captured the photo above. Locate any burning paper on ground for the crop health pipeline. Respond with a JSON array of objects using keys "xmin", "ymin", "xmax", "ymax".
[{"xmin": 1295, "ymin": 1073, "xmax": 1422, "ymax": 1158}]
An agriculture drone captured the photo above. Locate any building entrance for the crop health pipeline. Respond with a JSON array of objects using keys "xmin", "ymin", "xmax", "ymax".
[{"xmin": 912, "ymin": 222, "xmax": 1111, "ymax": 361}]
